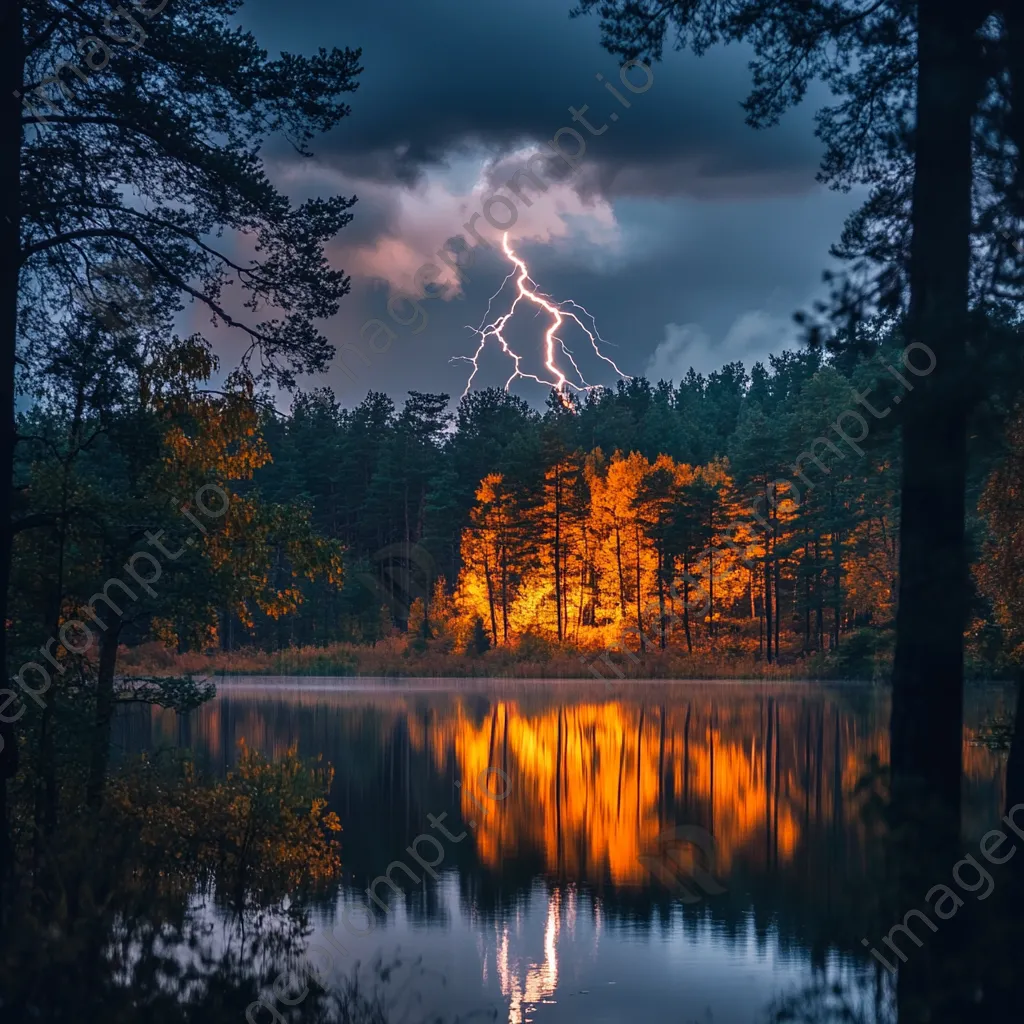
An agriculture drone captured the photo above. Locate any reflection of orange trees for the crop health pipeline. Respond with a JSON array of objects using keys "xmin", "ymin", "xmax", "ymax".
[
  {"xmin": 168, "ymin": 687, "xmax": 1008, "ymax": 884},
  {"xmin": 428, "ymin": 696, "xmax": 889, "ymax": 884}
]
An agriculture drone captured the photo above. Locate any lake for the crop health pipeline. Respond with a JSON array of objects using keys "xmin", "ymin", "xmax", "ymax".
[{"xmin": 114, "ymin": 678, "xmax": 1012, "ymax": 1024}]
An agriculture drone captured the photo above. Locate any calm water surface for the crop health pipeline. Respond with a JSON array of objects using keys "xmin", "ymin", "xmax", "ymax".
[{"xmin": 115, "ymin": 678, "xmax": 1011, "ymax": 1024}]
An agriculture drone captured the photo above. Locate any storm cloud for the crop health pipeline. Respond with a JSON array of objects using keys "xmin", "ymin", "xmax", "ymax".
[{"xmin": 234, "ymin": 0, "xmax": 859, "ymax": 405}]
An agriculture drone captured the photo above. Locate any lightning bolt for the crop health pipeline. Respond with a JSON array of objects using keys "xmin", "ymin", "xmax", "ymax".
[{"xmin": 452, "ymin": 232, "xmax": 631, "ymax": 405}]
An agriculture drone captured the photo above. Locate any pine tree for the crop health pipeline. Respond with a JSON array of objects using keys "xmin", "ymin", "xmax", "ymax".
[{"xmin": 2, "ymin": 3, "xmax": 363, "ymax": 792}]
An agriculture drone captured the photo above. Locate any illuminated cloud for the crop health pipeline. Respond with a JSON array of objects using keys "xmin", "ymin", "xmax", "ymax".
[{"xmin": 313, "ymin": 145, "xmax": 621, "ymax": 297}]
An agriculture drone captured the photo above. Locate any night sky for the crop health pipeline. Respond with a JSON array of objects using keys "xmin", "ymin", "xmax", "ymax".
[{"xmin": 234, "ymin": 0, "xmax": 863, "ymax": 407}]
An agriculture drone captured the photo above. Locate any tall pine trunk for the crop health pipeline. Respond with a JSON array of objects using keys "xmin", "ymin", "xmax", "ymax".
[
  {"xmin": 682, "ymin": 551, "xmax": 693, "ymax": 653},
  {"xmin": 763, "ymin": 535, "xmax": 773, "ymax": 664},
  {"xmin": 614, "ymin": 522, "xmax": 626, "ymax": 615},
  {"xmin": 482, "ymin": 550, "xmax": 498, "ymax": 647},
  {"xmin": 553, "ymin": 466, "xmax": 563, "ymax": 642},
  {"xmin": 0, "ymin": 4, "xmax": 23, "ymax": 907},
  {"xmin": 707, "ymin": 533, "xmax": 715, "ymax": 645},
  {"xmin": 656, "ymin": 545, "xmax": 666, "ymax": 650},
  {"xmin": 892, "ymin": 8, "xmax": 981, "ymax": 1019},
  {"xmin": 890, "ymin": 1, "xmax": 977, "ymax": 814},
  {"xmin": 634, "ymin": 522, "xmax": 645, "ymax": 654}
]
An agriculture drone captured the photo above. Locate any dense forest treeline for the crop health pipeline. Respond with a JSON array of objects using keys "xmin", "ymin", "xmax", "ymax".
[{"xmin": 51, "ymin": 316, "xmax": 1011, "ymax": 680}]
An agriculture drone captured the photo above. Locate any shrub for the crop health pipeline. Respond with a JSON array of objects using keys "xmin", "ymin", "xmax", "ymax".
[{"xmin": 467, "ymin": 616, "xmax": 491, "ymax": 656}]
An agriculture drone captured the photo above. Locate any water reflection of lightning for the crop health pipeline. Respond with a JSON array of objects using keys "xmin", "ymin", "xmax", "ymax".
[{"xmin": 452, "ymin": 232, "xmax": 631, "ymax": 405}]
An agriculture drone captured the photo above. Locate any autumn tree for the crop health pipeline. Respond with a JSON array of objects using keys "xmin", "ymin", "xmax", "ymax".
[
  {"xmin": 730, "ymin": 404, "xmax": 785, "ymax": 661},
  {"xmin": 536, "ymin": 395, "xmax": 589, "ymax": 642},
  {"xmin": 635, "ymin": 455, "xmax": 678, "ymax": 650},
  {"xmin": 2, "ymin": 0, "xmax": 362, "ymax": 810},
  {"xmin": 462, "ymin": 473, "xmax": 536, "ymax": 645}
]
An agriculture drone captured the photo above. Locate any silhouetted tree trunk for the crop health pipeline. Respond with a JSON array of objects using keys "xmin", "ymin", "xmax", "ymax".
[
  {"xmin": 634, "ymin": 522, "xmax": 645, "ymax": 654},
  {"xmin": 553, "ymin": 465, "xmax": 563, "ymax": 642},
  {"xmin": 482, "ymin": 551, "xmax": 498, "ymax": 647},
  {"xmin": 890, "ymin": 9, "xmax": 986, "ymax": 1021},
  {"xmin": 890, "ymin": 1, "xmax": 980, "ymax": 816},
  {"xmin": 87, "ymin": 618, "xmax": 123, "ymax": 808},
  {"xmin": 656, "ymin": 546, "xmax": 666, "ymax": 650},
  {"xmin": 614, "ymin": 523, "xmax": 626, "ymax": 616},
  {"xmin": 764, "ymin": 531, "xmax": 773, "ymax": 664},
  {"xmin": 0, "ymin": 2, "xmax": 23, "ymax": 912},
  {"xmin": 832, "ymin": 528, "xmax": 841, "ymax": 650}
]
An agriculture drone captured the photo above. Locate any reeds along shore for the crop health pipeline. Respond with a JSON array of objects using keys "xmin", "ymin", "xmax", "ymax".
[{"xmin": 118, "ymin": 632, "xmax": 891, "ymax": 681}]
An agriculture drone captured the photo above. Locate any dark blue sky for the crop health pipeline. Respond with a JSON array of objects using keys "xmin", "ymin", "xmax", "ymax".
[{"xmin": 235, "ymin": 0, "xmax": 861, "ymax": 407}]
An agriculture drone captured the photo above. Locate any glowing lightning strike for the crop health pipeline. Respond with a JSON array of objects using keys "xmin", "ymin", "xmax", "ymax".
[{"xmin": 452, "ymin": 232, "xmax": 631, "ymax": 406}]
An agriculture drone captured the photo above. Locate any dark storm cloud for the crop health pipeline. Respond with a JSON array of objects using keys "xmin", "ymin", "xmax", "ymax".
[
  {"xmin": 317, "ymin": 185, "xmax": 861, "ymax": 408},
  {"xmin": 233, "ymin": 0, "xmax": 858, "ymax": 409},
  {"xmin": 246, "ymin": 0, "xmax": 824, "ymax": 201}
]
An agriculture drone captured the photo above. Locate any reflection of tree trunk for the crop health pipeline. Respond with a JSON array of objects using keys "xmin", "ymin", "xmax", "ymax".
[
  {"xmin": 657, "ymin": 706, "xmax": 666, "ymax": 825},
  {"xmin": 635, "ymin": 704, "xmax": 644, "ymax": 826},
  {"xmin": 815, "ymin": 706, "xmax": 824, "ymax": 824},
  {"xmin": 803, "ymin": 704, "xmax": 811, "ymax": 833},
  {"xmin": 773, "ymin": 702, "xmax": 780, "ymax": 867},
  {"xmin": 682, "ymin": 704, "xmax": 691, "ymax": 808},
  {"xmin": 1006, "ymin": 672, "xmax": 1024, "ymax": 813},
  {"xmin": 555, "ymin": 707, "xmax": 563, "ymax": 869},
  {"xmin": 765, "ymin": 696, "xmax": 774, "ymax": 863},
  {"xmin": 832, "ymin": 709, "xmax": 842, "ymax": 838},
  {"xmin": 503, "ymin": 704, "xmax": 509, "ymax": 780},
  {"xmin": 87, "ymin": 618, "xmax": 123, "ymax": 808},
  {"xmin": 487, "ymin": 707, "xmax": 498, "ymax": 767},
  {"xmin": 616, "ymin": 732, "xmax": 626, "ymax": 818},
  {"xmin": 709, "ymin": 704, "xmax": 716, "ymax": 838}
]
